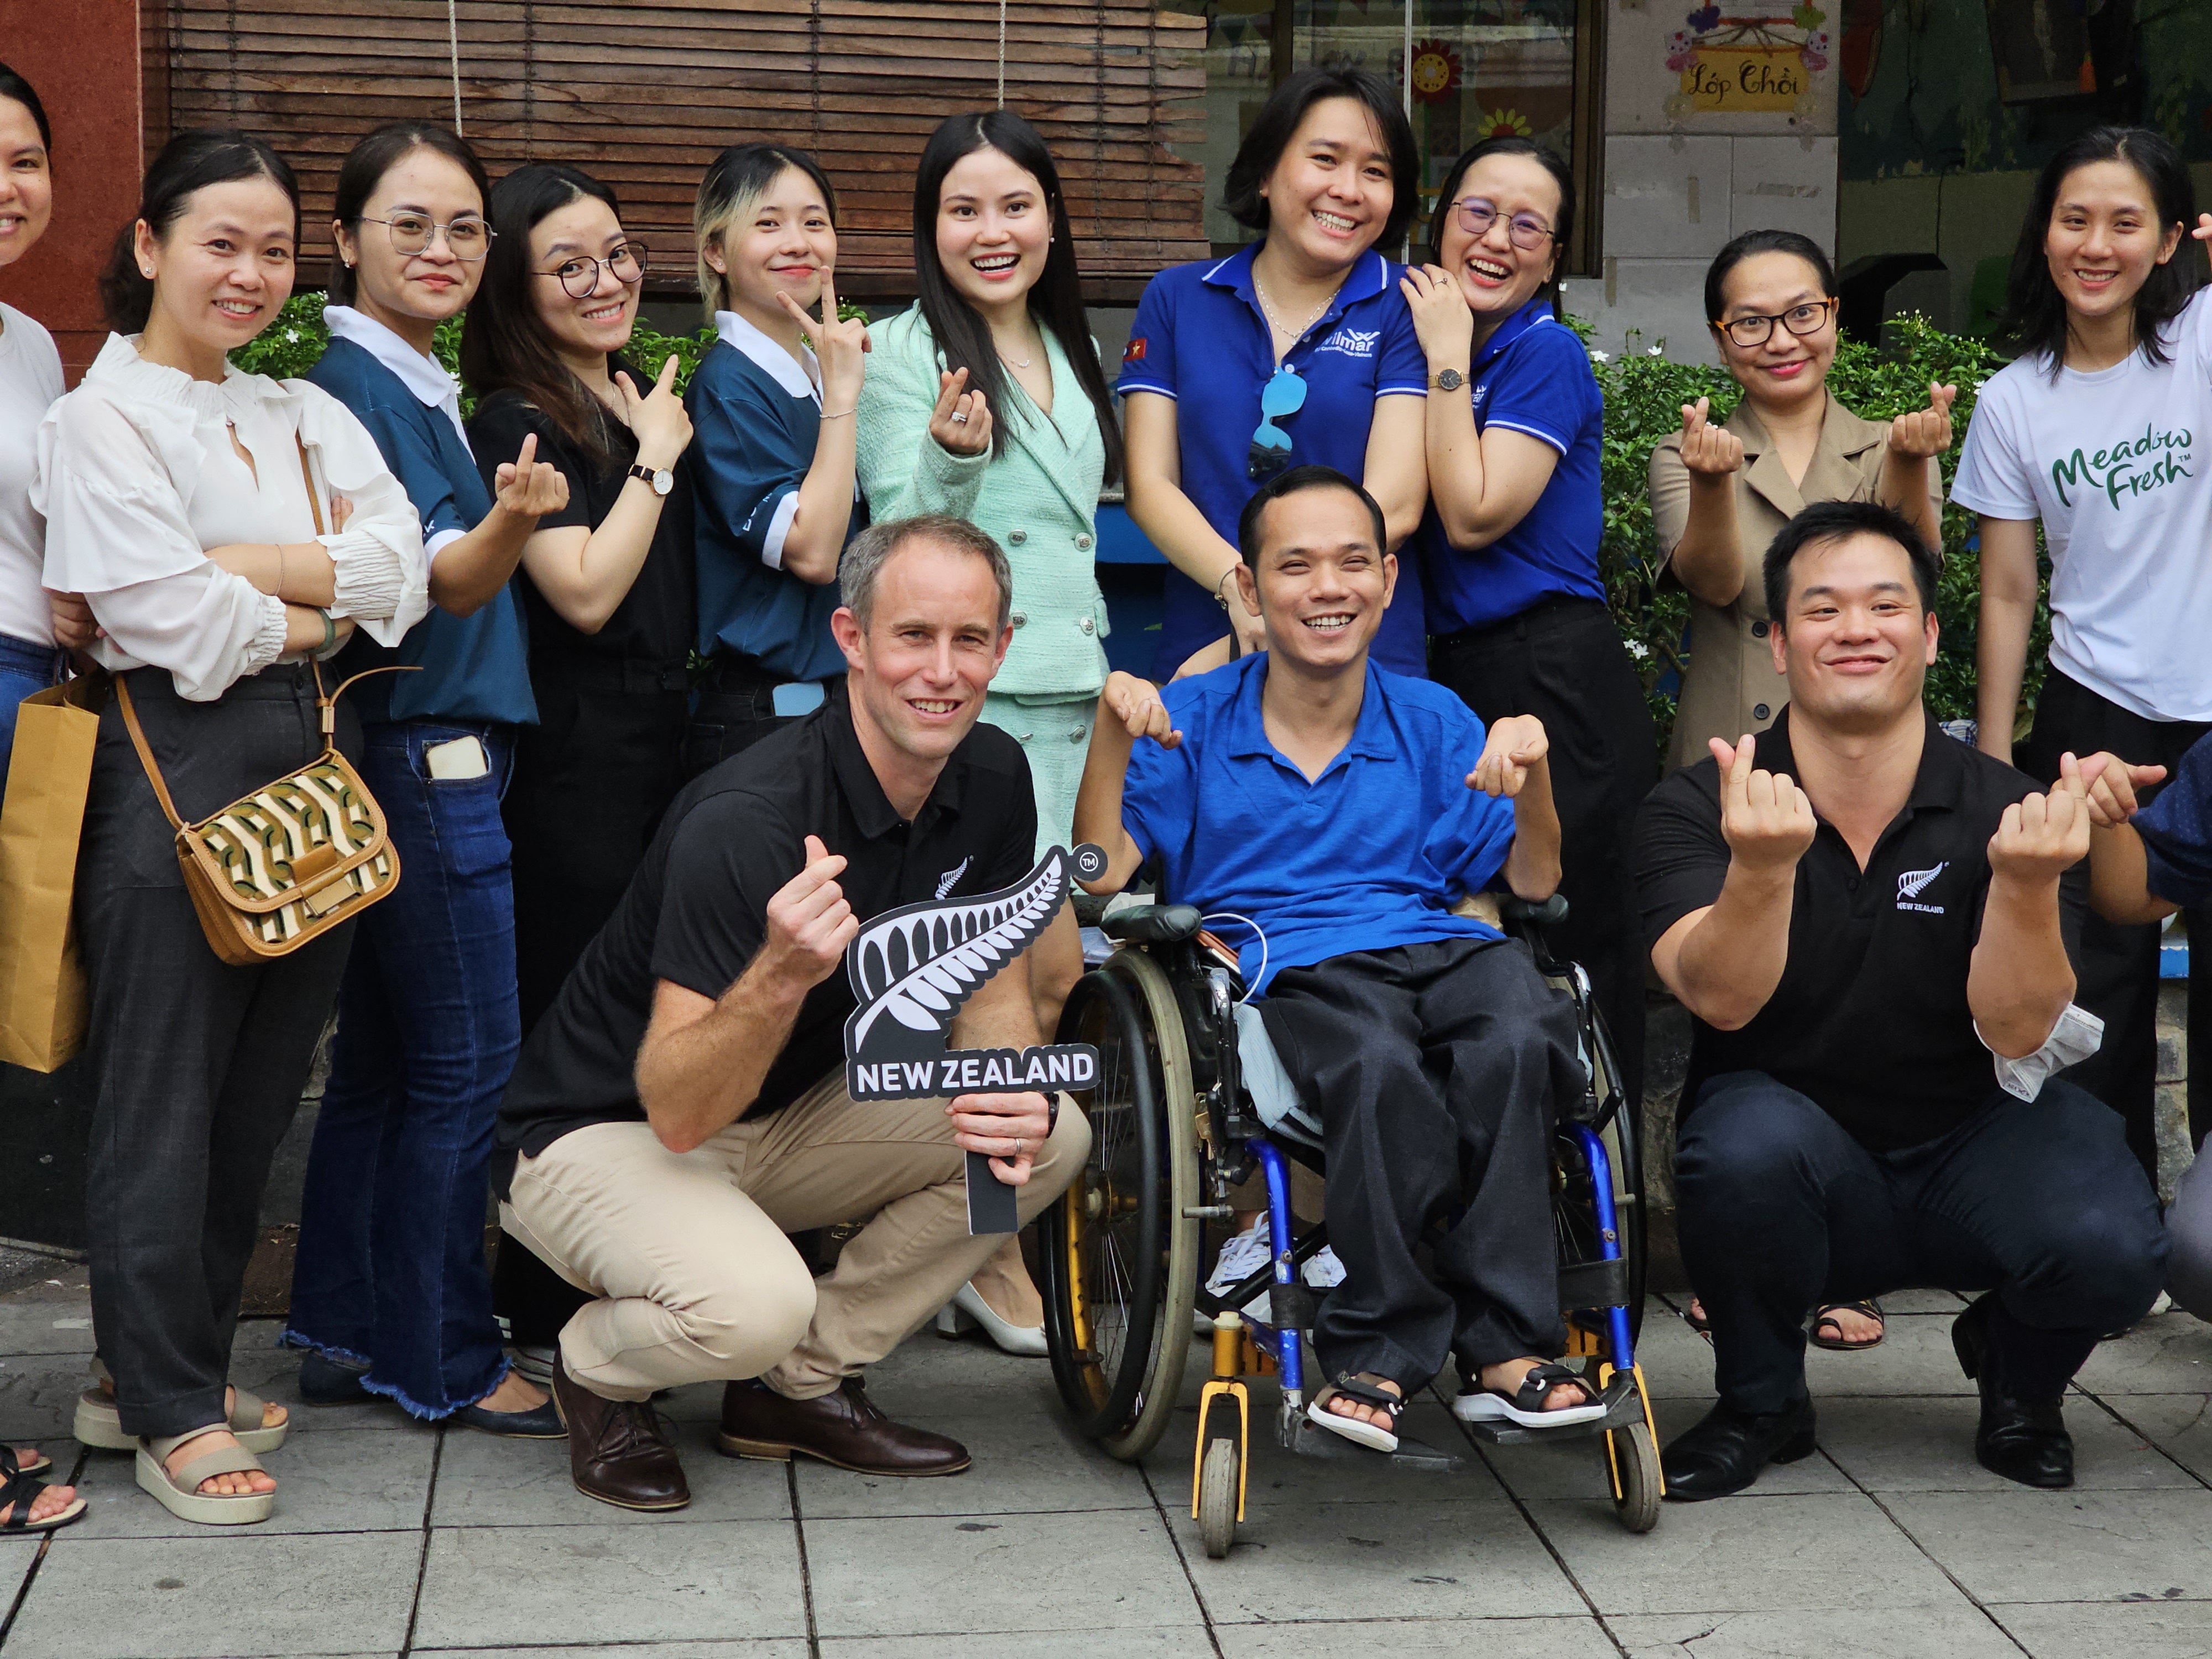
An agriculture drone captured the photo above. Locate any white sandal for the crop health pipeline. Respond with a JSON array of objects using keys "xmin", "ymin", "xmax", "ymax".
[
  {"xmin": 135, "ymin": 1427, "xmax": 274, "ymax": 1526},
  {"xmin": 77, "ymin": 1359, "xmax": 288, "ymax": 1453}
]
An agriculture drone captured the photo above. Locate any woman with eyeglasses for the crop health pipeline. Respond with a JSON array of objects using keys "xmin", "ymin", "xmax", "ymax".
[
  {"xmin": 1119, "ymin": 66, "xmax": 1430, "ymax": 680},
  {"xmin": 1650, "ymin": 229, "xmax": 1949, "ymax": 776},
  {"xmin": 283, "ymin": 124, "xmax": 568, "ymax": 1433},
  {"xmin": 1402, "ymin": 135, "xmax": 1651, "ymax": 1127},
  {"xmin": 460, "ymin": 163, "xmax": 695, "ymax": 1038}
]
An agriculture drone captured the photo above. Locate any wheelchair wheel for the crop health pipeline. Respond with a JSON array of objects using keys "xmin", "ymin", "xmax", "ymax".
[
  {"xmin": 1609, "ymin": 1417, "xmax": 1662, "ymax": 1533},
  {"xmin": 1197, "ymin": 1435, "xmax": 1240, "ymax": 1558},
  {"xmin": 1040, "ymin": 953, "xmax": 1199, "ymax": 1459}
]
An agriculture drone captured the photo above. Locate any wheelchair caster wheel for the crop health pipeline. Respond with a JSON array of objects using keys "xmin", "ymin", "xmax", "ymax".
[
  {"xmin": 1198, "ymin": 1436, "xmax": 1240, "ymax": 1558},
  {"xmin": 1609, "ymin": 1418, "xmax": 1662, "ymax": 1533}
]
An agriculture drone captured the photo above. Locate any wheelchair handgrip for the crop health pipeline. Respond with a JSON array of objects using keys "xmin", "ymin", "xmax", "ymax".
[{"xmin": 1498, "ymin": 893, "xmax": 1571, "ymax": 930}]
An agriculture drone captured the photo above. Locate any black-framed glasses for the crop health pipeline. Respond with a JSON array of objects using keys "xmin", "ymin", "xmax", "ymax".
[
  {"xmin": 535, "ymin": 240, "xmax": 649, "ymax": 298},
  {"xmin": 357, "ymin": 212, "xmax": 493, "ymax": 261},
  {"xmin": 1717, "ymin": 298, "xmax": 1838, "ymax": 348},
  {"xmin": 1454, "ymin": 197, "xmax": 1557, "ymax": 252}
]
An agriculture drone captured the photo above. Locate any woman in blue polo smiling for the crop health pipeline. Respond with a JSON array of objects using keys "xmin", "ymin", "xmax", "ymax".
[
  {"xmin": 1403, "ymin": 134, "xmax": 1655, "ymax": 1113},
  {"xmin": 1118, "ymin": 66, "xmax": 1429, "ymax": 681}
]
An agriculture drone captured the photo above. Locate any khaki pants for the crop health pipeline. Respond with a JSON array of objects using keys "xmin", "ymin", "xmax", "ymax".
[{"xmin": 500, "ymin": 1071, "xmax": 1090, "ymax": 1401}]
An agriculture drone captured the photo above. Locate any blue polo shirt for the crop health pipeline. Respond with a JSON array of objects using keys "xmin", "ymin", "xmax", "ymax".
[
  {"xmin": 1120, "ymin": 653, "xmax": 1516, "ymax": 993},
  {"xmin": 2132, "ymin": 729, "xmax": 2212, "ymax": 907},
  {"xmin": 1117, "ymin": 244, "xmax": 1430, "ymax": 680},
  {"xmin": 1417, "ymin": 297, "xmax": 1606, "ymax": 635}
]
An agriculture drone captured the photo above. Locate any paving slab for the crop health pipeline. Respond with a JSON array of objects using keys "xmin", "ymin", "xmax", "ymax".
[
  {"xmin": 1994, "ymin": 1597, "xmax": 2212, "ymax": 1658},
  {"xmin": 4, "ymin": 1531, "xmax": 420, "ymax": 1659},
  {"xmin": 0, "ymin": 1347, "xmax": 100, "ymax": 1444},
  {"xmin": 67, "ymin": 1425, "xmax": 434, "ymax": 1537},
  {"xmin": 1213, "ymin": 1614, "xmax": 1611, "ymax": 1655},
  {"xmin": 1883, "ymin": 1488, "xmax": 2212, "ymax": 1604},
  {"xmin": 1800, "ymin": 1314, "xmax": 1978, "ymax": 1397},
  {"xmin": 1531, "ymin": 1489, "xmax": 1969, "ymax": 1615},
  {"xmin": 2098, "ymin": 1392, "xmax": 2212, "ymax": 1486},
  {"xmin": 839, "ymin": 1335, "xmax": 1065, "ymax": 1414},
  {"xmin": 1181, "ymin": 1496, "xmax": 1585, "ymax": 1624},
  {"xmin": 2076, "ymin": 1312, "xmax": 2212, "ymax": 1396},
  {"xmin": 1815, "ymin": 1394, "xmax": 2195, "ymax": 1492},
  {"xmin": 820, "ymin": 1634, "xmax": 1206, "ymax": 1658},
  {"xmin": 1611, "ymin": 1604, "xmax": 2026, "ymax": 1657},
  {"xmin": 416, "ymin": 1646, "xmax": 808, "ymax": 1658},
  {"xmin": 430, "ymin": 1417, "xmax": 791, "ymax": 1527},
  {"xmin": 795, "ymin": 1404, "xmax": 1151, "ymax": 1519},
  {"xmin": 411, "ymin": 1521, "xmax": 807, "ymax": 1650},
  {"xmin": 0, "ymin": 1271, "xmax": 98, "ymax": 1358},
  {"xmin": 1141, "ymin": 1399, "xmax": 1512, "ymax": 1512},
  {"xmin": 804, "ymin": 1509, "xmax": 1203, "ymax": 1638}
]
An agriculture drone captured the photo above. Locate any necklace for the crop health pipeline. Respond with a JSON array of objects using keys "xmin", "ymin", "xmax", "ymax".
[
  {"xmin": 1254, "ymin": 272, "xmax": 1345, "ymax": 347},
  {"xmin": 1000, "ymin": 347, "xmax": 1034, "ymax": 369}
]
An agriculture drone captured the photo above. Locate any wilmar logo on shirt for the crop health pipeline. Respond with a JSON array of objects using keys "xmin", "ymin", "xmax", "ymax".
[
  {"xmin": 2051, "ymin": 424, "xmax": 2194, "ymax": 509},
  {"xmin": 1314, "ymin": 326, "xmax": 1380, "ymax": 359}
]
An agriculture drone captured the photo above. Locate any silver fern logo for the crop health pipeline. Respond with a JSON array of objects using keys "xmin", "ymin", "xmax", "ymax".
[
  {"xmin": 933, "ymin": 857, "xmax": 970, "ymax": 899},
  {"xmin": 1897, "ymin": 861, "xmax": 1948, "ymax": 912}
]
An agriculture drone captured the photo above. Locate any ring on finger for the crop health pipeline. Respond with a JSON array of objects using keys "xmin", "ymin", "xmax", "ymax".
[{"xmin": 951, "ymin": 411, "xmax": 971, "ymax": 424}]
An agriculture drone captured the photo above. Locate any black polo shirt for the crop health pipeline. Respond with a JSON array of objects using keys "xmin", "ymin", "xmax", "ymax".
[
  {"xmin": 493, "ymin": 687, "xmax": 1038, "ymax": 1191},
  {"xmin": 1635, "ymin": 708, "xmax": 2087, "ymax": 1152}
]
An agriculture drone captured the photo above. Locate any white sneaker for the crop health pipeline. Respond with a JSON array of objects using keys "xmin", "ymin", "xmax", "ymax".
[
  {"xmin": 1302, "ymin": 1245, "xmax": 1346, "ymax": 1290},
  {"xmin": 1204, "ymin": 1218, "xmax": 1273, "ymax": 1296}
]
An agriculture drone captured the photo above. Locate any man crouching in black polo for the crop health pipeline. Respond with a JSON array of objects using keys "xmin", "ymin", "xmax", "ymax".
[
  {"xmin": 491, "ymin": 514, "xmax": 1090, "ymax": 1510},
  {"xmin": 1636, "ymin": 499, "xmax": 2165, "ymax": 1500}
]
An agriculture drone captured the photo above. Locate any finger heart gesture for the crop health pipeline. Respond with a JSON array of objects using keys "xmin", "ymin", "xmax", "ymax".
[
  {"xmin": 1679, "ymin": 397, "xmax": 1744, "ymax": 477},
  {"xmin": 928, "ymin": 366, "xmax": 994, "ymax": 456},
  {"xmin": 1709, "ymin": 734, "xmax": 1815, "ymax": 874},
  {"xmin": 1887, "ymin": 381, "xmax": 1957, "ymax": 460}
]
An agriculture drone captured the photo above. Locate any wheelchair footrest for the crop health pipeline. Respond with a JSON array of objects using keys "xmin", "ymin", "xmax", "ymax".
[
  {"xmin": 1280, "ymin": 1414, "xmax": 1467, "ymax": 1473},
  {"xmin": 1456, "ymin": 1370, "xmax": 1645, "ymax": 1446}
]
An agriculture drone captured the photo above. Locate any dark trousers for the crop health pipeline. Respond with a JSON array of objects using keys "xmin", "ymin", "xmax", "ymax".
[
  {"xmin": 286, "ymin": 721, "xmax": 520, "ymax": 1417},
  {"xmin": 1675, "ymin": 1071, "xmax": 2166, "ymax": 1415},
  {"xmin": 1431, "ymin": 598, "xmax": 1657, "ymax": 1119},
  {"xmin": 2018, "ymin": 665, "xmax": 2212, "ymax": 1179},
  {"xmin": 81, "ymin": 666, "xmax": 357, "ymax": 1439},
  {"xmin": 683, "ymin": 654, "xmax": 825, "ymax": 780},
  {"xmin": 1258, "ymin": 937, "xmax": 1584, "ymax": 1389}
]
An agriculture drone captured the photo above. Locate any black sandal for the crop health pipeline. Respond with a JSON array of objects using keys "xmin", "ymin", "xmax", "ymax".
[
  {"xmin": 0, "ymin": 1445, "xmax": 82, "ymax": 1533},
  {"xmin": 1305, "ymin": 1372, "xmax": 1406, "ymax": 1453},
  {"xmin": 1809, "ymin": 1299, "xmax": 1886, "ymax": 1352},
  {"xmin": 1452, "ymin": 1361, "xmax": 1609, "ymax": 1430}
]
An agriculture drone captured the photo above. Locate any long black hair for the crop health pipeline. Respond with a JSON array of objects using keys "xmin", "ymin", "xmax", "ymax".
[
  {"xmin": 1998, "ymin": 125, "xmax": 2200, "ymax": 376},
  {"xmin": 98, "ymin": 129, "xmax": 299, "ymax": 333},
  {"xmin": 0, "ymin": 60, "xmax": 51, "ymax": 153},
  {"xmin": 1426, "ymin": 136, "xmax": 1575, "ymax": 319},
  {"xmin": 1703, "ymin": 227, "xmax": 1836, "ymax": 322},
  {"xmin": 328, "ymin": 122, "xmax": 491, "ymax": 306},
  {"xmin": 693, "ymin": 141, "xmax": 839, "ymax": 324},
  {"xmin": 912, "ymin": 109, "xmax": 1123, "ymax": 484},
  {"xmin": 1223, "ymin": 67, "xmax": 1420, "ymax": 253},
  {"xmin": 460, "ymin": 162, "xmax": 628, "ymax": 463}
]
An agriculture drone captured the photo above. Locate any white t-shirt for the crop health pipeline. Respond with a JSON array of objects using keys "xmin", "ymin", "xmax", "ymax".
[
  {"xmin": 1952, "ymin": 288, "xmax": 2212, "ymax": 722},
  {"xmin": 0, "ymin": 302, "xmax": 64, "ymax": 648}
]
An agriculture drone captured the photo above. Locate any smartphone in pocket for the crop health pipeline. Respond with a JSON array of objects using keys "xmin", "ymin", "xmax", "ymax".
[{"xmin": 425, "ymin": 734, "xmax": 491, "ymax": 780}]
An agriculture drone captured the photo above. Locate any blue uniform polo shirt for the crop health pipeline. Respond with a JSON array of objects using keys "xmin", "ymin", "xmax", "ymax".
[
  {"xmin": 1120, "ymin": 653, "xmax": 1517, "ymax": 993},
  {"xmin": 1417, "ymin": 296, "xmax": 1606, "ymax": 636},
  {"xmin": 1117, "ymin": 244, "xmax": 1430, "ymax": 680},
  {"xmin": 2132, "ymin": 728, "xmax": 2212, "ymax": 907}
]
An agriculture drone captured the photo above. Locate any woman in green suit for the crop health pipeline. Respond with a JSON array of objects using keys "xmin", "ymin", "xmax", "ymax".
[{"xmin": 857, "ymin": 109, "xmax": 1123, "ymax": 857}]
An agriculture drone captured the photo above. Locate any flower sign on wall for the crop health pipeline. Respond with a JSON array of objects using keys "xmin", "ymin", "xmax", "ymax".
[
  {"xmin": 1666, "ymin": 7, "xmax": 1827, "ymax": 116},
  {"xmin": 1408, "ymin": 38, "xmax": 1463, "ymax": 103}
]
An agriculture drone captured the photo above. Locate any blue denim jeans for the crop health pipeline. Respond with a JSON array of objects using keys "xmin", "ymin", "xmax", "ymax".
[
  {"xmin": 285, "ymin": 721, "xmax": 521, "ymax": 1417},
  {"xmin": 0, "ymin": 633, "xmax": 66, "ymax": 801}
]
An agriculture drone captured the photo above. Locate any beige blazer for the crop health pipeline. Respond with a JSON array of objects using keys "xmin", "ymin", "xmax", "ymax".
[{"xmin": 1649, "ymin": 397, "xmax": 1902, "ymax": 771}]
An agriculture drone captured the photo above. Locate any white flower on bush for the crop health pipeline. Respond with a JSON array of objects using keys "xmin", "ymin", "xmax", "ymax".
[
  {"xmin": 1589, "ymin": 348, "xmax": 1611, "ymax": 363},
  {"xmin": 1625, "ymin": 639, "xmax": 1651, "ymax": 660},
  {"xmin": 1647, "ymin": 345, "xmax": 1663, "ymax": 356}
]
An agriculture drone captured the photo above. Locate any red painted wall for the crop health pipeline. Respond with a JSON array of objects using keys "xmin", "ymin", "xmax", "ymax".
[{"xmin": 0, "ymin": 2, "xmax": 154, "ymax": 382}]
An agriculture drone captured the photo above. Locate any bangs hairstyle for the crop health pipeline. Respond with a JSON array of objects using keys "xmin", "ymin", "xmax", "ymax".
[
  {"xmin": 98, "ymin": 129, "xmax": 299, "ymax": 334},
  {"xmin": 1762, "ymin": 498, "xmax": 1938, "ymax": 627},
  {"xmin": 0, "ymin": 60, "xmax": 51, "ymax": 153},
  {"xmin": 1703, "ymin": 227, "xmax": 1836, "ymax": 324},
  {"xmin": 1426, "ymin": 136, "xmax": 1575, "ymax": 317},
  {"xmin": 841, "ymin": 513, "xmax": 1014, "ymax": 633},
  {"xmin": 1999, "ymin": 126, "xmax": 2200, "ymax": 378},
  {"xmin": 913, "ymin": 109, "xmax": 1124, "ymax": 485},
  {"xmin": 1223, "ymin": 67, "xmax": 1419, "ymax": 252},
  {"xmin": 694, "ymin": 143, "xmax": 838, "ymax": 325},
  {"xmin": 1237, "ymin": 463, "xmax": 1386, "ymax": 568},
  {"xmin": 461, "ymin": 162, "xmax": 629, "ymax": 465},
  {"xmin": 328, "ymin": 123, "xmax": 491, "ymax": 306}
]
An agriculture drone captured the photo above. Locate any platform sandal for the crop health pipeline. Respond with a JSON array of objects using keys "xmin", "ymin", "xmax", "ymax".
[
  {"xmin": 1305, "ymin": 1373, "xmax": 1405, "ymax": 1454},
  {"xmin": 76, "ymin": 1359, "xmax": 288, "ymax": 1453},
  {"xmin": 0, "ymin": 1445, "xmax": 81, "ymax": 1533},
  {"xmin": 135, "ymin": 1427, "xmax": 274, "ymax": 1526},
  {"xmin": 1453, "ymin": 1361, "xmax": 1608, "ymax": 1430}
]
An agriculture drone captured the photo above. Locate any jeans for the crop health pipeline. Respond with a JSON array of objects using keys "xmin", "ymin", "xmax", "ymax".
[
  {"xmin": 1675, "ymin": 1071, "xmax": 2166, "ymax": 1415},
  {"xmin": 285, "ymin": 721, "xmax": 520, "ymax": 1418},
  {"xmin": 0, "ymin": 632, "xmax": 65, "ymax": 800}
]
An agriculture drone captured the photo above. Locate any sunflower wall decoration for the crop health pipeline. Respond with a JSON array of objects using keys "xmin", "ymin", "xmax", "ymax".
[
  {"xmin": 1408, "ymin": 38, "xmax": 1463, "ymax": 103},
  {"xmin": 1477, "ymin": 107, "xmax": 1535, "ymax": 137}
]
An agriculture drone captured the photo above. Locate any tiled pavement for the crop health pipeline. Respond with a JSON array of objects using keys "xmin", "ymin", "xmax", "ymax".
[{"xmin": 2, "ymin": 1273, "xmax": 2211, "ymax": 1657}]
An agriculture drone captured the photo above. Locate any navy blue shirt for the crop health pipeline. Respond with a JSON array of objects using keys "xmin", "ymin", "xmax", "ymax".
[
  {"xmin": 1417, "ymin": 298, "xmax": 1606, "ymax": 635},
  {"xmin": 2133, "ymin": 730, "xmax": 2212, "ymax": 907},
  {"xmin": 305, "ymin": 336, "xmax": 536, "ymax": 727},
  {"xmin": 1119, "ymin": 654, "xmax": 1516, "ymax": 993},
  {"xmin": 1117, "ymin": 246, "xmax": 1429, "ymax": 680},
  {"xmin": 687, "ymin": 319, "xmax": 855, "ymax": 682}
]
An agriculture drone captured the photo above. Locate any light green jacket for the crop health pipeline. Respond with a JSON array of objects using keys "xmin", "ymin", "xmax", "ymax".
[{"xmin": 855, "ymin": 303, "xmax": 1110, "ymax": 698}]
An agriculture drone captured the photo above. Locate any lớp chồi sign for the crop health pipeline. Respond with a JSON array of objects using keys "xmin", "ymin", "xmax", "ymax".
[{"xmin": 1667, "ymin": 6, "xmax": 1828, "ymax": 114}]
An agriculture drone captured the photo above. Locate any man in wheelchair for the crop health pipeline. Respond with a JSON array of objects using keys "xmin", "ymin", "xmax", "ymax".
[{"xmin": 1072, "ymin": 463, "xmax": 1609, "ymax": 1452}]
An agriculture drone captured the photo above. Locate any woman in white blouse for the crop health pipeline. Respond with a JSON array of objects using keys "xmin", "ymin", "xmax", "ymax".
[{"xmin": 34, "ymin": 130, "xmax": 427, "ymax": 1526}]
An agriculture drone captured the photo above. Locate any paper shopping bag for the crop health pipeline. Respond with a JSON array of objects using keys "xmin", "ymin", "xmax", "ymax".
[{"xmin": 0, "ymin": 677, "xmax": 105, "ymax": 1071}]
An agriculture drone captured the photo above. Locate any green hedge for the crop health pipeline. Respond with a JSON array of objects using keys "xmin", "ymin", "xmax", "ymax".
[{"xmin": 239, "ymin": 296, "xmax": 2041, "ymax": 752}]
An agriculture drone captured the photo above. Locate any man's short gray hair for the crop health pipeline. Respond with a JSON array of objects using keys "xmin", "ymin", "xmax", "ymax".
[{"xmin": 840, "ymin": 514, "xmax": 1014, "ymax": 633}]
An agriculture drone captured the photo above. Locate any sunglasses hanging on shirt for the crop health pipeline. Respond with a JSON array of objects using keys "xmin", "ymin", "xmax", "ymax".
[{"xmin": 1247, "ymin": 365, "xmax": 1308, "ymax": 481}]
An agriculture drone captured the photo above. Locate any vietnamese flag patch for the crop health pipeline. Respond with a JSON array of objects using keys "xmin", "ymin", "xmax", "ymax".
[{"xmin": 1123, "ymin": 336, "xmax": 1147, "ymax": 363}]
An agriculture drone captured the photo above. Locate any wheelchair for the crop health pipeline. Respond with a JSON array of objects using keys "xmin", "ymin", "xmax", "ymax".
[{"xmin": 1039, "ymin": 891, "xmax": 1661, "ymax": 1558}]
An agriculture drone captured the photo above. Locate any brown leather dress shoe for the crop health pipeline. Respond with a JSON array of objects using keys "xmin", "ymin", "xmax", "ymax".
[
  {"xmin": 717, "ymin": 1378, "xmax": 971, "ymax": 1477},
  {"xmin": 551, "ymin": 1352, "xmax": 690, "ymax": 1511}
]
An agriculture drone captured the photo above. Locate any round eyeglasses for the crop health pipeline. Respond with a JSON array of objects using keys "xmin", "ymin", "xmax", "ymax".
[
  {"xmin": 535, "ymin": 240, "xmax": 650, "ymax": 299},
  {"xmin": 357, "ymin": 213, "xmax": 493, "ymax": 262},
  {"xmin": 1454, "ymin": 198, "xmax": 1558, "ymax": 252},
  {"xmin": 1716, "ymin": 298, "xmax": 1839, "ymax": 348}
]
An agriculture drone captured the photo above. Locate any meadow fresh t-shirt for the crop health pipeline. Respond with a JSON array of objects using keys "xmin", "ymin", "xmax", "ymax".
[{"xmin": 1951, "ymin": 289, "xmax": 2212, "ymax": 721}]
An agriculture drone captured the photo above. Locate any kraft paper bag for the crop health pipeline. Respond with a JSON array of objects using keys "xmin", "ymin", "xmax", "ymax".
[{"xmin": 0, "ymin": 677, "xmax": 104, "ymax": 1071}]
